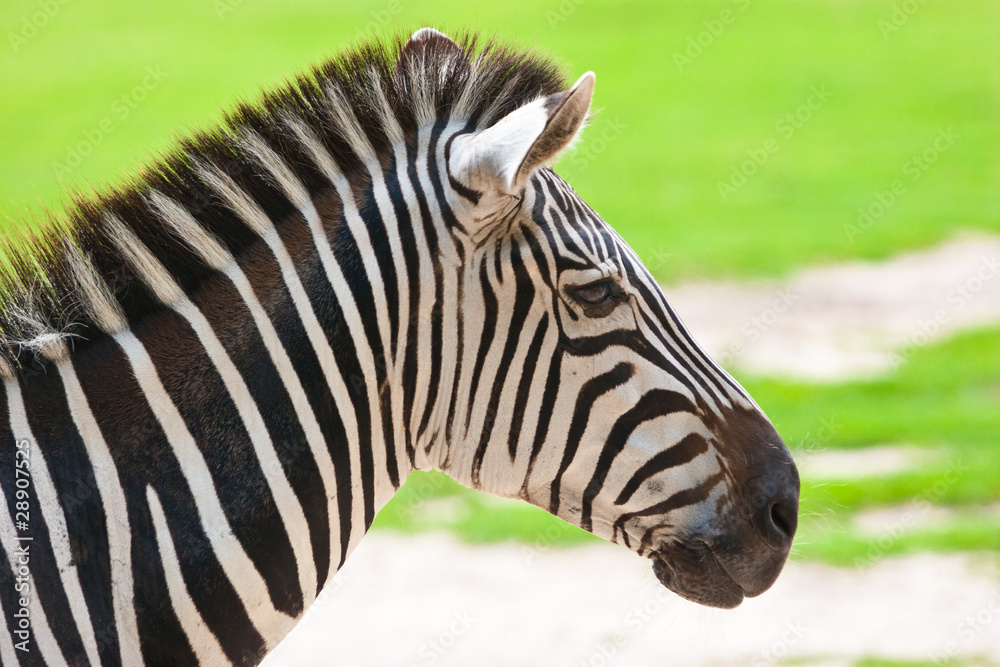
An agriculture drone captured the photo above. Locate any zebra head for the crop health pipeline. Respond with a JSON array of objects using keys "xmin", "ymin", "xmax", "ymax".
[{"xmin": 421, "ymin": 31, "xmax": 799, "ymax": 609}]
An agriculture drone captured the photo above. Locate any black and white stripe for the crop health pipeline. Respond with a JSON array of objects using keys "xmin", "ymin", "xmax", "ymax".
[{"xmin": 0, "ymin": 27, "xmax": 798, "ymax": 666}]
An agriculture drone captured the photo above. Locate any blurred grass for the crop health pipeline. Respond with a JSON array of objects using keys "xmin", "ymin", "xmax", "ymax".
[
  {"xmin": 847, "ymin": 658, "xmax": 997, "ymax": 667},
  {"xmin": 1, "ymin": 0, "xmax": 998, "ymax": 282},
  {"xmin": 2, "ymin": 0, "xmax": 998, "ymax": 563}
]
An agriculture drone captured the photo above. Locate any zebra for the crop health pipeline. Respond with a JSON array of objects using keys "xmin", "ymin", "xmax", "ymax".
[{"xmin": 0, "ymin": 27, "xmax": 799, "ymax": 666}]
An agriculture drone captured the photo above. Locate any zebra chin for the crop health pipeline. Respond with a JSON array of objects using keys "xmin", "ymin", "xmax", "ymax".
[
  {"xmin": 649, "ymin": 544, "xmax": 746, "ymax": 609},
  {"xmin": 647, "ymin": 533, "xmax": 789, "ymax": 609}
]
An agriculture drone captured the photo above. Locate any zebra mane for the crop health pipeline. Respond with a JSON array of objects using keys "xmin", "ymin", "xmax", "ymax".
[{"xmin": 0, "ymin": 29, "xmax": 567, "ymax": 378}]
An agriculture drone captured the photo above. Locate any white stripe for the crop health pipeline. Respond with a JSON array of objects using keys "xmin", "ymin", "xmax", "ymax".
[
  {"xmin": 0, "ymin": 584, "xmax": 19, "ymax": 667},
  {"xmin": 418, "ymin": 124, "xmax": 465, "ymax": 446},
  {"xmin": 25, "ymin": 582, "xmax": 68, "ymax": 667},
  {"xmin": 0, "ymin": 458, "xmax": 48, "ymax": 667},
  {"xmin": 216, "ymin": 264, "xmax": 343, "ymax": 579},
  {"xmin": 254, "ymin": 123, "xmax": 393, "ymax": 507},
  {"xmin": 5, "ymin": 380, "xmax": 103, "ymax": 667},
  {"xmin": 390, "ymin": 139, "xmax": 437, "ymax": 470},
  {"xmin": 56, "ymin": 359, "xmax": 144, "ymax": 666},
  {"xmin": 112, "ymin": 330, "xmax": 295, "ymax": 645},
  {"xmin": 248, "ymin": 229, "xmax": 368, "ymax": 555},
  {"xmin": 364, "ymin": 151, "xmax": 413, "ymax": 478},
  {"xmin": 105, "ymin": 221, "xmax": 318, "ymax": 607},
  {"xmin": 173, "ymin": 296, "xmax": 318, "ymax": 606},
  {"xmin": 195, "ymin": 161, "xmax": 367, "ymax": 556},
  {"xmin": 64, "ymin": 243, "xmax": 127, "ymax": 334},
  {"xmin": 291, "ymin": 148, "xmax": 394, "ymax": 501},
  {"xmin": 0, "ymin": 551, "xmax": 68, "ymax": 667},
  {"xmin": 149, "ymin": 190, "xmax": 344, "ymax": 576},
  {"xmin": 145, "ymin": 486, "xmax": 231, "ymax": 666}
]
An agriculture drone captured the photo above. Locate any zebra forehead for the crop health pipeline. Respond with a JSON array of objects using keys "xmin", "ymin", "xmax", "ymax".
[
  {"xmin": 0, "ymin": 30, "xmax": 568, "ymax": 377},
  {"xmin": 527, "ymin": 171, "xmax": 626, "ymax": 269}
]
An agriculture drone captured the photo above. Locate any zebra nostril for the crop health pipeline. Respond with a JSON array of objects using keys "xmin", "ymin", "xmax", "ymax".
[
  {"xmin": 748, "ymin": 473, "xmax": 799, "ymax": 548},
  {"xmin": 769, "ymin": 499, "xmax": 795, "ymax": 539}
]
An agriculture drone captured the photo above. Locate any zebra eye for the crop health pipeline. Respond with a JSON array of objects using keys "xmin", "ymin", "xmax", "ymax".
[{"xmin": 573, "ymin": 281, "xmax": 614, "ymax": 306}]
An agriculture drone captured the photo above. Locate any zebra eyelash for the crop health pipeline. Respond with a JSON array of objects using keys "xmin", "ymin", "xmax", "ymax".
[{"xmin": 568, "ymin": 279, "xmax": 627, "ymax": 316}]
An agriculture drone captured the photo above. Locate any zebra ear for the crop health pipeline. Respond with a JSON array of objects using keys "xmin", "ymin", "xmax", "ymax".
[
  {"xmin": 451, "ymin": 72, "xmax": 595, "ymax": 195},
  {"xmin": 397, "ymin": 28, "xmax": 466, "ymax": 73},
  {"xmin": 405, "ymin": 27, "xmax": 455, "ymax": 46}
]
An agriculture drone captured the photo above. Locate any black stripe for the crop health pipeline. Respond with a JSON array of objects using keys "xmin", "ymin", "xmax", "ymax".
[
  {"xmin": 414, "ymin": 123, "xmax": 448, "ymax": 446},
  {"xmin": 507, "ymin": 314, "xmax": 549, "ymax": 460},
  {"xmin": 0, "ymin": 382, "xmax": 47, "ymax": 667},
  {"xmin": 520, "ymin": 226, "xmax": 554, "ymax": 290},
  {"xmin": 614, "ymin": 433, "xmax": 709, "ymax": 506},
  {"xmin": 521, "ymin": 338, "xmax": 562, "ymax": 499},
  {"xmin": 0, "ymin": 379, "xmax": 91, "ymax": 663},
  {"xmin": 614, "ymin": 470, "xmax": 725, "ymax": 549},
  {"xmin": 470, "ymin": 242, "xmax": 535, "ymax": 486},
  {"xmin": 190, "ymin": 271, "xmax": 331, "ymax": 592},
  {"xmin": 548, "ymin": 362, "xmax": 634, "ymax": 515},
  {"xmin": 135, "ymin": 310, "xmax": 303, "ymax": 618},
  {"xmin": 580, "ymin": 390, "xmax": 697, "ymax": 532},
  {"xmin": 323, "ymin": 193, "xmax": 400, "ymax": 491},
  {"xmin": 384, "ymin": 147, "xmax": 422, "ymax": 468},
  {"xmin": 20, "ymin": 368, "xmax": 121, "ymax": 666},
  {"xmin": 236, "ymin": 234, "xmax": 354, "ymax": 570},
  {"xmin": 464, "ymin": 260, "xmax": 498, "ymax": 437},
  {"xmin": 358, "ymin": 178, "xmax": 400, "ymax": 371},
  {"xmin": 444, "ymin": 128, "xmax": 482, "ymax": 205}
]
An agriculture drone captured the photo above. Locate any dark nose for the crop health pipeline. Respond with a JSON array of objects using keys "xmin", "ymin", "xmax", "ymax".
[{"xmin": 747, "ymin": 456, "xmax": 800, "ymax": 549}]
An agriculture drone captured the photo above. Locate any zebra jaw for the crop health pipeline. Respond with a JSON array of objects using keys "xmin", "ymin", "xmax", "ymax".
[{"xmin": 650, "ymin": 546, "xmax": 745, "ymax": 609}]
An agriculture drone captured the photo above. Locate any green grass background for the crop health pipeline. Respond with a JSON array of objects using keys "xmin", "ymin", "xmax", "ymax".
[{"xmin": 1, "ymin": 0, "xmax": 998, "ymax": 565}]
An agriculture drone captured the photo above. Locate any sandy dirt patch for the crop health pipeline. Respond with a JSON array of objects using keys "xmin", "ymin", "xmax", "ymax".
[
  {"xmin": 853, "ymin": 502, "xmax": 1000, "ymax": 536},
  {"xmin": 794, "ymin": 443, "xmax": 931, "ymax": 479},
  {"xmin": 666, "ymin": 233, "xmax": 1000, "ymax": 380},
  {"xmin": 263, "ymin": 534, "xmax": 1000, "ymax": 667}
]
